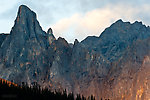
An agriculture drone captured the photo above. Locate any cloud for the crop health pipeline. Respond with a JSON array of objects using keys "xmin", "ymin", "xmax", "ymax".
[
  {"xmin": 52, "ymin": 4, "xmax": 150, "ymax": 43},
  {"xmin": 1, "ymin": 0, "xmax": 150, "ymax": 43}
]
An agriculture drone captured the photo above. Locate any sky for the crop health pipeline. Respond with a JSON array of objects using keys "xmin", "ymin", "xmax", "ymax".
[{"xmin": 0, "ymin": 0, "xmax": 150, "ymax": 43}]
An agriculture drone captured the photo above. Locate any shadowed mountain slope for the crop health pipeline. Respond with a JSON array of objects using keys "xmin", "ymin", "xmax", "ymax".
[{"xmin": 1, "ymin": 5, "xmax": 150, "ymax": 100}]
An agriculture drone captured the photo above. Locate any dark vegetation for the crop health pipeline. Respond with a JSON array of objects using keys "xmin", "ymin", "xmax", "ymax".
[{"xmin": 0, "ymin": 80, "xmax": 98, "ymax": 100}]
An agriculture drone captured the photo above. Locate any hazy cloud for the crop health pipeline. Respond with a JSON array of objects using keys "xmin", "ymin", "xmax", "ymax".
[
  {"xmin": 52, "ymin": 4, "xmax": 150, "ymax": 42},
  {"xmin": 0, "ymin": 0, "xmax": 150, "ymax": 43}
]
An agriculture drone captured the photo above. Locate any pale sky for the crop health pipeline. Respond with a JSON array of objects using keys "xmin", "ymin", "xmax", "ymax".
[{"xmin": 0, "ymin": 0, "xmax": 150, "ymax": 43}]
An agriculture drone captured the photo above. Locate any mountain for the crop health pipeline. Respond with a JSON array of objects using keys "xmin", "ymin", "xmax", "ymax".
[
  {"xmin": 0, "ymin": 5, "xmax": 53, "ymax": 84},
  {"xmin": 1, "ymin": 5, "xmax": 150, "ymax": 100},
  {"xmin": 0, "ymin": 33, "xmax": 8, "ymax": 47}
]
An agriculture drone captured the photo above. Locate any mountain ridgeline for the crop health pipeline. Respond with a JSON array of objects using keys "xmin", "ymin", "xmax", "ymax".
[{"xmin": 1, "ymin": 5, "xmax": 150, "ymax": 100}]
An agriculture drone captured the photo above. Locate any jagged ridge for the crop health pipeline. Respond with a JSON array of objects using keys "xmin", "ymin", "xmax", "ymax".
[{"xmin": 1, "ymin": 5, "xmax": 150, "ymax": 100}]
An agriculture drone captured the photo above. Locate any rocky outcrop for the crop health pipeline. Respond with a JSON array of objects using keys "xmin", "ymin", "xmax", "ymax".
[
  {"xmin": 0, "ymin": 33, "xmax": 9, "ymax": 47},
  {"xmin": 0, "ymin": 5, "xmax": 54, "ymax": 85},
  {"xmin": 47, "ymin": 28, "xmax": 56, "ymax": 45},
  {"xmin": 1, "ymin": 5, "xmax": 150, "ymax": 100}
]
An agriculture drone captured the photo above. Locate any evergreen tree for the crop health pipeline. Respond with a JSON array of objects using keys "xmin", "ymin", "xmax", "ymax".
[{"xmin": 0, "ymin": 80, "xmax": 97, "ymax": 100}]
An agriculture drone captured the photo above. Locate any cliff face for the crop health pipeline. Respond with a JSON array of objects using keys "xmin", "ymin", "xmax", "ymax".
[
  {"xmin": 0, "ymin": 5, "xmax": 52, "ymax": 84},
  {"xmin": 0, "ymin": 34, "xmax": 8, "ymax": 47},
  {"xmin": 1, "ymin": 5, "xmax": 150, "ymax": 100}
]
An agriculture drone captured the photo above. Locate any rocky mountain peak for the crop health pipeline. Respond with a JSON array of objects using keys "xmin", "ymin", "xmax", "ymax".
[
  {"xmin": 47, "ymin": 28, "xmax": 53, "ymax": 34},
  {"xmin": 73, "ymin": 39, "xmax": 79, "ymax": 47},
  {"xmin": 110, "ymin": 19, "xmax": 130, "ymax": 29},
  {"xmin": 47, "ymin": 28, "xmax": 55, "ymax": 38},
  {"xmin": 132, "ymin": 21, "xmax": 146, "ymax": 29},
  {"xmin": 56, "ymin": 37, "xmax": 70, "ymax": 47},
  {"xmin": 18, "ymin": 5, "xmax": 33, "ymax": 15},
  {"xmin": 133, "ymin": 21, "xmax": 143, "ymax": 25},
  {"xmin": 12, "ymin": 5, "xmax": 46, "ymax": 38},
  {"xmin": 57, "ymin": 37, "xmax": 67, "ymax": 43},
  {"xmin": 16, "ymin": 5, "xmax": 36, "ymax": 25},
  {"xmin": 115, "ymin": 19, "xmax": 123, "ymax": 24},
  {"xmin": 0, "ymin": 5, "xmax": 49, "ymax": 70},
  {"xmin": 47, "ymin": 28, "xmax": 56, "ymax": 44}
]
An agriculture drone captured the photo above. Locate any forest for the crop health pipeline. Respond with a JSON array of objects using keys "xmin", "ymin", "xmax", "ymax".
[{"xmin": 0, "ymin": 79, "xmax": 101, "ymax": 100}]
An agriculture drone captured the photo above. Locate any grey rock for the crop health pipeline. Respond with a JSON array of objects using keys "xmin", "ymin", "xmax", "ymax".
[
  {"xmin": 47, "ymin": 28, "xmax": 56, "ymax": 44},
  {"xmin": 0, "ymin": 33, "xmax": 9, "ymax": 47},
  {"xmin": 1, "ymin": 5, "xmax": 150, "ymax": 100}
]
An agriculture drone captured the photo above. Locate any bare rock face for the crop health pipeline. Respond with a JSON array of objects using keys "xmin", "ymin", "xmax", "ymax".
[
  {"xmin": 0, "ymin": 5, "xmax": 53, "ymax": 85},
  {"xmin": 1, "ymin": 5, "xmax": 150, "ymax": 100},
  {"xmin": 47, "ymin": 28, "xmax": 56, "ymax": 45},
  {"xmin": 0, "ymin": 33, "xmax": 9, "ymax": 47}
]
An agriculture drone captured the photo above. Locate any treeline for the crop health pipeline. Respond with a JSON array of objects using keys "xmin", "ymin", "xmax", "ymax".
[{"xmin": 0, "ymin": 80, "xmax": 97, "ymax": 100}]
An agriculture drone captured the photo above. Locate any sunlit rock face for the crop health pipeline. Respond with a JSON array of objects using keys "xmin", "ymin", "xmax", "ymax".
[
  {"xmin": 97, "ymin": 37, "xmax": 150, "ymax": 100},
  {"xmin": 77, "ymin": 20, "xmax": 150, "ymax": 99},
  {"xmin": 1, "ymin": 5, "xmax": 150, "ymax": 100}
]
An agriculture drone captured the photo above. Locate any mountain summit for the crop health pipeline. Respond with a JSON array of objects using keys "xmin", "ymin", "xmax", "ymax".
[
  {"xmin": 1, "ymin": 5, "xmax": 150, "ymax": 100},
  {"xmin": 0, "ymin": 5, "xmax": 55, "ymax": 84},
  {"xmin": 13, "ymin": 5, "xmax": 47, "ymax": 38}
]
